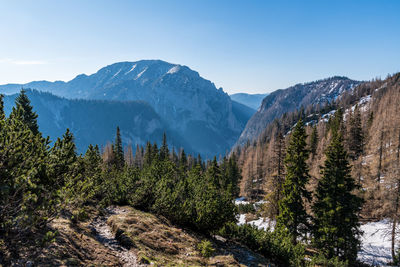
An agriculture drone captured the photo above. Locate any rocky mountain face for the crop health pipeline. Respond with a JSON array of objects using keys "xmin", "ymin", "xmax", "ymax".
[
  {"xmin": 236, "ymin": 76, "xmax": 361, "ymax": 145},
  {"xmin": 0, "ymin": 60, "xmax": 249, "ymax": 157},
  {"xmin": 230, "ymin": 93, "xmax": 268, "ymax": 110}
]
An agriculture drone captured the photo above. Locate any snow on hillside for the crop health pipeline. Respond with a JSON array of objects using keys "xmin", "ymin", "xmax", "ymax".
[
  {"xmin": 358, "ymin": 219, "xmax": 396, "ymax": 266},
  {"xmin": 237, "ymin": 210, "xmax": 395, "ymax": 266}
]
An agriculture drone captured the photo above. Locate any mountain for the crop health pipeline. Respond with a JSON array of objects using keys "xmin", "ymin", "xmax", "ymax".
[
  {"xmin": 231, "ymin": 100, "xmax": 257, "ymax": 124},
  {"xmin": 230, "ymin": 93, "xmax": 268, "ymax": 110},
  {"xmin": 0, "ymin": 60, "xmax": 249, "ymax": 157},
  {"xmin": 236, "ymin": 76, "xmax": 361, "ymax": 145},
  {"xmin": 3, "ymin": 90, "xmax": 192, "ymax": 154}
]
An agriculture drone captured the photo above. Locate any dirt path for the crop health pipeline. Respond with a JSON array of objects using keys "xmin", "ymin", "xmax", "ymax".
[{"xmin": 89, "ymin": 206, "xmax": 138, "ymax": 267}]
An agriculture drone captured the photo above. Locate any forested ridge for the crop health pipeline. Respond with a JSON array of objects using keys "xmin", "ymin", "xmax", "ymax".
[{"xmin": 235, "ymin": 73, "xmax": 400, "ymax": 265}]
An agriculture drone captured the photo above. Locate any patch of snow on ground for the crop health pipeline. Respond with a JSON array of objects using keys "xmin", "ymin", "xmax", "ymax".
[
  {"xmin": 358, "ymin": 219, "xmax": 396, "ymax": 266},
  {"xmin": 237, "ymin": 215, "xmax": 275, "ymax": 231},
  {"xmin": 359, "ymin": 95, "xmax": 371, "ymax": 105},
  {"xmin": 237, "ymin": 214, "xmax": 246, "ymax": 225},
  {"xmin": 235, "ymin": 197, "xmax": 250, "ymax": 205}
]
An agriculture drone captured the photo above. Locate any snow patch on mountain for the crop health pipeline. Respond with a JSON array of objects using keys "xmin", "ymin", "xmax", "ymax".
[
  {"xmin": 112, "ymin": 68, "xmax": 122, "ymax": 79},
  {"xmin": 135, "ymin": 67, "xmax": 148, "ymax": 80},
  {"xmin": 125, "ymin": 64, "xmax": 137, "ymax": 75},
  {"xmin": 167, "ymin": 65, "xmax": 180, "ymax": 74}
]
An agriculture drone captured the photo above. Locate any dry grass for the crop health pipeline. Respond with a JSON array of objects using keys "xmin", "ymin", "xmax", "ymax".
[
  {"xmin": 1, "ymin": 205, "xmax": 271, "ymax": 266},
  {"xmin": 107, "ymin": 206, "xmax": 271, "ymax": 266}
]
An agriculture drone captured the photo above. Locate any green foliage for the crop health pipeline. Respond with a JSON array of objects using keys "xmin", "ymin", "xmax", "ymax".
[
  {"xmin": 312, "ymin": 130, "xmax": 363, "ymax": 264},
  {"xmin": 113, "ymin": 126, "xmax": 124, "ymax": 170},
  {"xmin": 237, "ymin": 203, "xmax": 256, "ymax": 214},
  {"xmin": 197, "ymin": 240, "xmax": 215, "ymax": 258},
  {"xmin": 276, "ymin": 118, "xmax": 311, "ymax": 244},
  {"xmin": 71, "ymin": 208, "xmax": 89, "ymax": 223},
  {"xmin": 11, "ymin": 89, "xmax": 39, "ymax": 135},
  {"xmin": 219, "ymin": 222, "xmax": 306, "ymax": 266},
  {"xmin": 0, "ymin": 103, "xmax": 59, "ymax": 237},
  {"xmin": 392, "ymin": 248, "xmax": 400, "ymax": 266},
  {"xmin": 310, "ymin": 254, "xmax": 349, "ymax": 267},
  {"xmin": 41, "ymin": 230, "xmax": 59, "ymax": 246},
  {"xmin": 347, "ymin": 105, "xmax": 364, "ymax": 160}
]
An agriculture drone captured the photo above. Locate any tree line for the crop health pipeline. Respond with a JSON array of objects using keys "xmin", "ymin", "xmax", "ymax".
[{"xmin": 0, "ymin": 90, "xmax": 241, "ymax": 243}]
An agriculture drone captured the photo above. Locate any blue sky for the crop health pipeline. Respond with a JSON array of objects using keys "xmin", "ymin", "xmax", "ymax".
[{"xmin": 0, "ymin": 0, "xmax": 399, "ymax": 94}]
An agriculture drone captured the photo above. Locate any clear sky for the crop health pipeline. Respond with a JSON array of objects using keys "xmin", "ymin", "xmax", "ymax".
[{"xmin": 1, "ymin": 0, "xmax": 399, "ymax": 94}]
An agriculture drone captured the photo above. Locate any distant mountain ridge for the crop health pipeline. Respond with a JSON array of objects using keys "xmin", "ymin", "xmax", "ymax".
[
  {"xmin": 0, "ymin": 60, "xmax": 250, "ymax": 157},
  {"xmin": 236, "ymin": 76, "xmax": 361, "ymax": 145},
  {"xmin": 230, "ymin": 93, "xmax": 268, "ymax": 110},
  {"xmin": 3, "ymin": 90, "xmax": 193, "ymax": 154}
]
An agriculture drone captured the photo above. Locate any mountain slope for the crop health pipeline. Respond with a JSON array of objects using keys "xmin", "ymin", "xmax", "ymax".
[
  {"xmin": 236, "ymin": 76, "xmax": 361, "ymax": 145},
  {"xmin": 0, "ymin": 60, "xmax": 248, "ymax": 157},
  {"xmin": 230, "ymin": 93, "xmax": 268, "ymax": 110},
  {"xmin": 3, "ymin": 90, "xmax": 192, "ymax": 154},
  {"xmin": 231, "ymin": 100, "xmax": 256, "ymax": 124}
]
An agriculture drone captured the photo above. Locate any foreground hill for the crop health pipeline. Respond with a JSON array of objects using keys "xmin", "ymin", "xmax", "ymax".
[
  {"xmin": 236, "ymin": 76, "xmax": 361, "ymax": 146},
  {"xmin": 1, "ymin": 205, "xmax": 271, "ymax": 266},
  {"xmin": 0, "ymin": 60, "xmax": 251, "ymax": 157},
  {"xmin": 3, "ymin": 90, "xmax": 192, "ymax": 154}
]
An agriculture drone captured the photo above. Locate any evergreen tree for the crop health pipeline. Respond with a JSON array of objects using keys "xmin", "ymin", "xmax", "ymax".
[
  {"xmin": 49, "ymin": 128, "xmax": 77, "ymax": 187},
  {"xmin": 0, "ymin": 110, "xmax": 56, "ymax": 236},
  {"xmin": 347, "ymin": 105, "xmax": 364, "ymax": 160},
  {"xmin": 312, "ymin": 131, "xmax": 363, "ymax": 263},
  {"xmin": 225, "ymin": 153, "xmax": 241, "ymax": 197},
  {"xmin": 12, "ymin": 89, "xmax": 39, "ymax": 135},
  {"xmin": 0, "ymin": 94, "xmax": 4, "ymax": 120},
  {"xmin": 206, "ymin": 156, "xmax": 222, "ymax": 188},
  {"xmin": 276, "ymin": 119, "xmax": 311, "ymax": 244},
  {"xmin": 159, "ymin": 132, "xmax": 169, "ymax": 161},
  {"xmin": 84, "ymin": 144, "xmax": 102, "ymax": 176},
  {"xmin": 310, "ymin": 125, "xmax": 318, "ymax": 158},
  {"xmin": 113, "ymin": 126, "xmax": 124, "ymax": 169},
  {"xmin": 143, "ymin": 141, "xmax": 153, "ymax": 166},
  {"xmin": 179, "ymin": 149, "xmax": 187, "ymax": 171},
  {"xmin": 328, "ymin": 108, "xmax": 345, "ymax": 137}
]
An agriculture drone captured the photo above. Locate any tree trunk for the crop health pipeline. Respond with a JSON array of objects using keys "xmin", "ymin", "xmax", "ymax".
[{"xmin": 392, "ymin": 129, "xmax": 400, "ymax": 261}]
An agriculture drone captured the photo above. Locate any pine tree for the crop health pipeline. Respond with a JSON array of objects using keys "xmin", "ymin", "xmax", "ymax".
[
  {"xmin": 312, "ymin": 131, "xmax": 363, "ymax": 263},
  {"xmin": 0, "ymin": 94, "xmax": 4, "ymax": 120},
  {"xmin": 206, "ymin": 156, "xmax": 222, "ymax": 188},
  {"xmin": 113, "ymin": 126, "xmax": 124, "ymax": 169},
  {"xmin": 276, "ymin": 119, "xmax": 311, "ymax": 244},
  {"xmin": 347, "ymin": 105, "xmax": 364, "ymax": 160},
  {"xmin": 49, "ymin": 128, "xmax": 77, "ymax": 187},
  {"xmin": 143, "ymin": 142, "xmax": 153, "ymax": 166},
  {"xmin": 159, "ymin": 132, "xmax": 169, "ymax": 161},
  {"xmin": 12, "ymin": 89, "xmax": 39, "ymax": 135},
  {"xmin": 310, "ymin": 125, "xmax": 318, "ymax": 158}
]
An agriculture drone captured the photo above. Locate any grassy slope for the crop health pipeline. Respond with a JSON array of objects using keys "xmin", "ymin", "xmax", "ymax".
[{"xmin": 1, "ymin": 206, "xmax": 271, "ymax": 266}]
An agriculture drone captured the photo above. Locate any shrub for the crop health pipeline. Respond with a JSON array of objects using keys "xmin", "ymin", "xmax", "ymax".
[
  {"xmin": 237, "ymin": 203, "xmax": 256, "ymax": 214},
  {"xmin": 219, "ymin": 222, "xmax": 305, "ymax": 266},
  {"xmin": 41, "ymin": 231, "xmax": 58, "ymax": 246},
  {"xmin": 310, "ymin": 254, "xmax": 349, "ymax": 267},
  {"xmin": 197, "ymin": 240, "xmax": 215, "ymax": 258}
]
